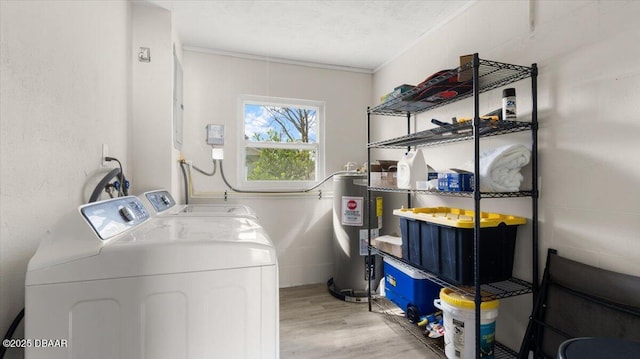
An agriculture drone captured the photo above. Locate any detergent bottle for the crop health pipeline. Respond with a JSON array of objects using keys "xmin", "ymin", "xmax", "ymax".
[{"xmin": 396, "ymin": 150, "xmax": 426, "ymax": 189}]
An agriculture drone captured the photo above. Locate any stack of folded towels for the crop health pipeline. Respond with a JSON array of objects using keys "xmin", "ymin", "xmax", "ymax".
[{"xmin": 458, "ymin": 143, "xmax": 531, "ymax": 192}]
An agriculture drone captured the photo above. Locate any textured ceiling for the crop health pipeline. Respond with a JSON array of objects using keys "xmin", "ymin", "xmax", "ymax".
[{"xmin": 143, "ymin": 0, "xmax": 474, "ymax": 72}]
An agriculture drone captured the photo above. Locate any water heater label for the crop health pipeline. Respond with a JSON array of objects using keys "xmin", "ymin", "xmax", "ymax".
[
  {"xmin": 341, "ymin": 196, "xmax": 363, "ymax": 226},
  {"xmin": 359, "ymin": 228, "xmax": 379, "ymax": 255}
]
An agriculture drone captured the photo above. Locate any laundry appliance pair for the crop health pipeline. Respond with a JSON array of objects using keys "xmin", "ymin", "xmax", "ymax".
[{"xmin": 25, "ymin": 190, "xmax": 278, "ymax": 359}]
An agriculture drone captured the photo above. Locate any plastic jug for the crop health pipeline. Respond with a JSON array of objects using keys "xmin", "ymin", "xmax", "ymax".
[{"xmin": 396, "ymin": 150, "xmax": 426, "ymax": 189}]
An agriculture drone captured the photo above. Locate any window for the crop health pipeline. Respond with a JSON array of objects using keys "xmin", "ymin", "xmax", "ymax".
[{"xmin": 239, "ymin": 95, "xmax": 324, "ymax": 189}]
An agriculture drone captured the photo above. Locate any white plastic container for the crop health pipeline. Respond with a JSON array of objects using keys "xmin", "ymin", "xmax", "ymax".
[
  {"xmin": 396, "ymin": 150, "xmax": 426, "ymax": 189},
  {"xmin": 434, "ymin": 288, "xmax": 499, "ymax": 359}
]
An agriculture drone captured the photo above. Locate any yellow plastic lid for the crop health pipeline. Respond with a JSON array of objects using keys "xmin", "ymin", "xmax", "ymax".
[
  {"xmin": 393, "ymin": 206, "xmax": 526, "ymax": 228},
  {"xmin": 439, "ymin": 288, "xmax": 499, "ymax": 310}
]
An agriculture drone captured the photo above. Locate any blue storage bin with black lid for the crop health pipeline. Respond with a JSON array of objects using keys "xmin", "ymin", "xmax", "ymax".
[{"xmin": 394, "ymin": 207, "xmax": 526, "ymax": 285}]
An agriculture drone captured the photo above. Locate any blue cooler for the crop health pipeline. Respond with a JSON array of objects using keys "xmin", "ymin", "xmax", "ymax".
[{"xmin": 384, "ymin": 257, "xmax": 442, "ymax": 322}]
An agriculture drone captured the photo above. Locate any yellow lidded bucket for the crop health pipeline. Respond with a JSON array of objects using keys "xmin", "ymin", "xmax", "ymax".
[{"xmin": 434, "ymin": 288, "xmax": 499, "ymax": 359}]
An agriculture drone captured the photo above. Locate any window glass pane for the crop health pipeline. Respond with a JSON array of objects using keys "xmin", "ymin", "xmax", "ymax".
[
  {"xmin": 245, "ymin": 148, "xmax": 316, "ymax": 181},
  {"xmin": 244, "ymin": 104, "xmax": 317, "ymax": 143}
]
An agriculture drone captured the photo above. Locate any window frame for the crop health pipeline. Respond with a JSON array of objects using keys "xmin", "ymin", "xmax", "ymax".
[{"xmin": 237, "ymin": 95, "xmax": 325, "ymax": 190}]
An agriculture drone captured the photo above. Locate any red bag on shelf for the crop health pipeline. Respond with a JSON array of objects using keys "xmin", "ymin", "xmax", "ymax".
[{"xmin": 412, "ymin": 69, "xmax": 472, "ymax": 103}]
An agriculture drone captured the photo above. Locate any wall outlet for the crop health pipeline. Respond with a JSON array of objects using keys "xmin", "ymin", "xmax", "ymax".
[{"xmin": 101, "ymin": 144, "xmax": 108, "ymax": 167}]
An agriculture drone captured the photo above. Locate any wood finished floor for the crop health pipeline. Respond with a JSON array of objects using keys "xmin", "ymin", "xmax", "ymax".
[{"xmin": 279, "ymin": 283, "xmax": 445, "ymax": 359}]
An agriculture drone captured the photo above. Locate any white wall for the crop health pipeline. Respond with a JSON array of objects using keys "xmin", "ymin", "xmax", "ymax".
[
  {"xmin": 0, "ymin": 0, "xmax": 132, "ymax": 356},
  {"xmin": 181, "ymin": 50, "xmax": 372, "ymax": 287},
  {"xmin": 373, "ymin": 0, "xmax": 640, "ymax": 350},
  {"xmin": 131, "ymin": 3, "xmax": 184, "ymax": 202}
]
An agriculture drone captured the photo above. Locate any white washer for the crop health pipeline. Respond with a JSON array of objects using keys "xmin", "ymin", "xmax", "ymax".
[
  {"xmin": 141, "ymin": 190, "xmax": 257, "ymax": 219},
  {"xmin": 25, "ymin": 196, "xmax": 279, "ymax": 359}
]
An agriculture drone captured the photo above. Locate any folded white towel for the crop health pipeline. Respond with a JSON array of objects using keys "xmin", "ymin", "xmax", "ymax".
[{"xmin": 459, "ymin": 144, "xmax": 531, "ymax": 192}]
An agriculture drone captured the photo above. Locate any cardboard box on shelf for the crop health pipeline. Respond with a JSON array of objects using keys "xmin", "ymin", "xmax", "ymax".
[
  {"xmin": 458, "ymin": 54, "xmax": 474, "ymax": 82},
  {"xmin": 381, "ymin": 171, "xmax": 397, "ymax": 187},
  {"xmin": 371, "ymin": 235, "xmax": 402, "ymax": 258}
]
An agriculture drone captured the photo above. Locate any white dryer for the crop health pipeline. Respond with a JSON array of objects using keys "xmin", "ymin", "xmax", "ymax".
[
  {"xmin": 25, "ymin": 196, "xmax": 279, "ymax": 359},
  {"xmin": 141, "ymin": 189, "xmax": 257, "ymax": 219}
]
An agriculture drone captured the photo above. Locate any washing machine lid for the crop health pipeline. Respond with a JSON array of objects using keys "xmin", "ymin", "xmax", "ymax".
[
  {"xmin": 176, "ymin": 204, "xmax": 257, "ymax": 218},
  {"xmin": 141, "ymin": 190, "xmax": 257, "ymax": 219},
  {"xmin": 27, "ymin": 197, "xmax": 276, "ymax": 286}
]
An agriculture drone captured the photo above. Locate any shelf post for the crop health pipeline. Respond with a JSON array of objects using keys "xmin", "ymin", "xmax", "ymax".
[
  {"xmin": 407, "ymin": 112, "xmax": 412, "ymax": 208},
  {"xmin": 472, "ymin": 53, "xmax": 482, "ymax": 359},
  {"xmin": 367, "ymin": 108, "xmax": 373, "ymax": 312},
  {"xmin": 531, "ymin": 64, "xmax": 539, "ymax": 301}
]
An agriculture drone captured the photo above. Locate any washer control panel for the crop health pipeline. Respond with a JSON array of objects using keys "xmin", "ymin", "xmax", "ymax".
[
  {"xmin": 81, "ymin": 197, "xmax": 150, "ymax": 240},
  {"xmin": 144, "ymin": 190, "xmax": 176, "ymax": 213}
]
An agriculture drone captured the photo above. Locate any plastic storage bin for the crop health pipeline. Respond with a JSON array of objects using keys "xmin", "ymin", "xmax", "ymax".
[
  {"xmin": 394, "ymin": 207, "xmax": 526, "ymax": 285},
  {"xmin": 383, "ymin": 257, "xmax": 442, "ymax": 322}
]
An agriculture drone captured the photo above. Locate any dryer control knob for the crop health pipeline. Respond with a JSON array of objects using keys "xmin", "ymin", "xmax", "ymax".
[{"xmin": 120, "ymin": 206, "xmax": 136, "ymax": 222}]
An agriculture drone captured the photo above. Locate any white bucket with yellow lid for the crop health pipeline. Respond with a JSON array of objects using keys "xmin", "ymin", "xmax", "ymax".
[{"xmin": 434, "ymin": 288, "xmax": 499, "ymax": 359}]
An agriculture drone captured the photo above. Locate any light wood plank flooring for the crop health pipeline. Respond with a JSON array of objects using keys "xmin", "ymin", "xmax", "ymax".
[{"xmin": 280, "ymin": 283, "xmax": 445, "ymax": 359}]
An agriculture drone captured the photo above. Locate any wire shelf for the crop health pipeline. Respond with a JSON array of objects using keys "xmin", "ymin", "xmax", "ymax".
[
  {"xmin": 370, "ymin": 247, "xmax": 533, "ymax": 301},
  {"xmin": 368, "ymin": 120, "xmax": 532, "ymax": 149},
  {"xmin": 495, "ymin": 342, "xmax": 519, "ymax": 359},
  {"xmin": 368, "ymin": 186, "xmax": 533, "ymax": 198},
  {"xmin": 372, "ymin": 297, "xmax": 518, "ymax": 359},
  {"xmin": 369, "ymin": 58, "xmax": 533, "ymax": 116},
  {"xmin": 371, "ymin": 297, "xmax": 446, "ymax": 358}
]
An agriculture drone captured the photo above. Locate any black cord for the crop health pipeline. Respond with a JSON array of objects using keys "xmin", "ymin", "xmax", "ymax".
[
  {"xmin": 89, "ymin": 168, "xmax": 121, "ymax": 203},
  {"xmin": 89, "ymin": 156, "xmax": 129, "ymax": 202},
  {"xmin": 0, "ymin": 308, "xmax": 24, "ymax": 358},
  {"xmin": 105, "ymin": 157, "xmax": 127, "ymax": 196}
]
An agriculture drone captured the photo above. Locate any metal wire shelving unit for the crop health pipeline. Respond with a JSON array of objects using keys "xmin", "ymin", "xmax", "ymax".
[{"xmin": 366, "ymin": 53, "xmax": 538, "ymax": 359}]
